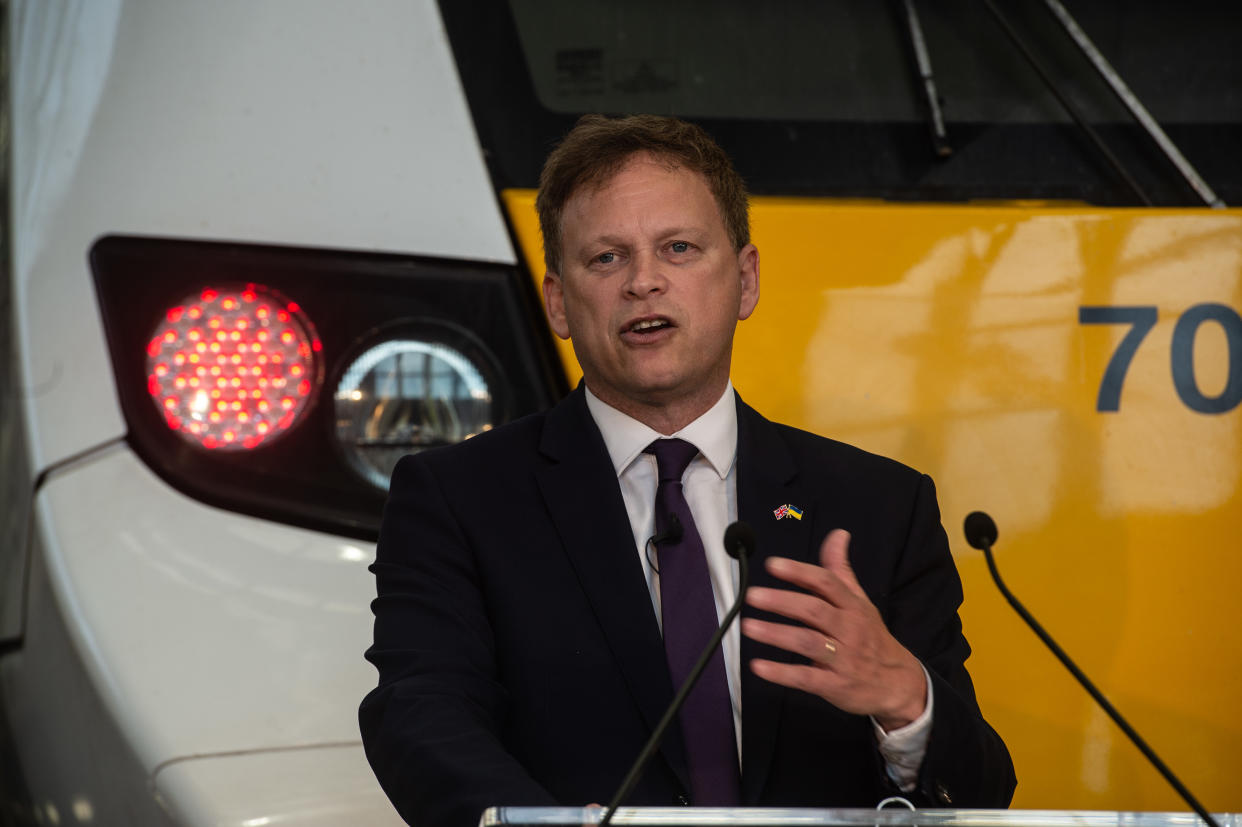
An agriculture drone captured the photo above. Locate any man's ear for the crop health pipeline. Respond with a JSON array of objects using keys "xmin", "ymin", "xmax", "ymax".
[
  {"xmin": 542, "ymin": 271, "xmax": 571, "ymax": 340},
  {"xmin": 737, "ymin": 243, "xmax": 760, "ymax": 321}
]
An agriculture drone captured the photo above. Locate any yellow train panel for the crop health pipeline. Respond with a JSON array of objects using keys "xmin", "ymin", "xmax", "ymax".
[{"xmin": 504, "ymin": 189, "xmax": 1242, "ymax": 812}]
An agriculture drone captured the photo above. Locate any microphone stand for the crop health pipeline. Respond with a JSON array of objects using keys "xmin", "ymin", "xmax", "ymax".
[
  {"xmin": 965, "ymin": 512, "xmax": 1222, "ymax": 827},
  {"xmin": 600, "ymin": 547, "xmax": 750, "ymax": 825}
]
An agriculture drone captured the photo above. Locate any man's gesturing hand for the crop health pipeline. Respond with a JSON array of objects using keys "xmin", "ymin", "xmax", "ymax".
[{"xmin": 741, "ymin": 529, "xmax": 927, "ymax": 731}]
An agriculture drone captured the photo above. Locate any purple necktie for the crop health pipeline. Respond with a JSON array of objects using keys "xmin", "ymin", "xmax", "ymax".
[{"xmin": 645, "ymin": 438, "xmax": 741, "ymax": 806}]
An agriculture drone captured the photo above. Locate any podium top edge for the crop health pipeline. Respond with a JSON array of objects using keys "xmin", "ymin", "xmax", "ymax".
[{"xmin": 481, "ymin": 807, "xmax": 1239, "ymax": 827}]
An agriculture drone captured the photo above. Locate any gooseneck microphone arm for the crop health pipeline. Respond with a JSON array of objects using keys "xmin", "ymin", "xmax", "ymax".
[
  {"xmin": 963, "ymin": 512, "xmax": 1221, "ymax": 827},
  {"xmin": 601, "ymin": 522, "xmax": 756, "ymax": 826}
]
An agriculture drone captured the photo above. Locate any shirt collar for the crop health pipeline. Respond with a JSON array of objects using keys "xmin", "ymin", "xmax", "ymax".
[{"xmin": 584, "ymin": 381, "xmax": 737, "ymax": 480}]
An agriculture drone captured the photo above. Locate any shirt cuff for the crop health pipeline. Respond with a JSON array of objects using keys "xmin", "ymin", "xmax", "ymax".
[{"xmin": 871, "ymin": 664, "xmax": 933, "ymax": 792}]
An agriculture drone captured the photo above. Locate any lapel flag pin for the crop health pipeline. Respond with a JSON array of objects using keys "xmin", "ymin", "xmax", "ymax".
[{"xmin": 773, "ymin": 504, "xmax": 804, "ymax": 520}]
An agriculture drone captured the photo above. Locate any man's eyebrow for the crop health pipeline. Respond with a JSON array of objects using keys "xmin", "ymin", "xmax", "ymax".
[
  {"xmin": 578, "ymin": 227, "xmax": 707, "ymax": 249},
  {"xmin": 580, "ymin": 233, "xmax": 629, "ymax": 249}
]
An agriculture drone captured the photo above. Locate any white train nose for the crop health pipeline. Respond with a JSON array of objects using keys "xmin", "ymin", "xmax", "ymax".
[{"xmin": 153, "ymin": 745, "xmax": 405, "ymax": 827}]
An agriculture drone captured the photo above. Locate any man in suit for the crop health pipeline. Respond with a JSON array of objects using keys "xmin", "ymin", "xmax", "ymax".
[{"xmin": 360, "ymin": 114, "xmax": 1016, "ymax": 826}]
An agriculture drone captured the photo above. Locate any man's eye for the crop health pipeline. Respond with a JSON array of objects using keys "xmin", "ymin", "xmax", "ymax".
[
  {"xmin": 669, "ymin": 241, "xmax": 690, "ymax": 254},
  {"xmin": 595, "ymin": 252, "xmax": 616, "ymax": 264}
]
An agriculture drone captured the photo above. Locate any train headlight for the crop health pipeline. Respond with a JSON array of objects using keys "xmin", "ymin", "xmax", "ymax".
[{"xmin": 334, "ymin": 337, "xmax": 495, "ymax": 490}]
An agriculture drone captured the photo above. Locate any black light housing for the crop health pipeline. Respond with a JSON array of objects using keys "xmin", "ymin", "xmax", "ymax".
[{"xmin": 91, "ymin": 235, "xmax": 567, "ymax": 540}]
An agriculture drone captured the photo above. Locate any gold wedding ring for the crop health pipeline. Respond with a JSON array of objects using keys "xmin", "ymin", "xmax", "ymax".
[{"xmin": 821, "ymin": 636, "xmax": 839, "ymax": 663}]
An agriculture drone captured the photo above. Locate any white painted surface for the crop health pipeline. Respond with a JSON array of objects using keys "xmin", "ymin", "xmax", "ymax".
[
  {"xmin": 10, "ymin": 0, "xmax": 514, "ymax": 471},
  {"xmin": 154, "ymin": 746, "xmax": 405, "ymax": 827},
  {"xmin": 5, "ymin": 3, "xmax": 513, "ymax": 819},
  {"xmin": 1, "ymin": 517, "xmax": 178, "ymax": 826},
  {"xmin": 36, "ymin": 444, "xmax": 380, "ymax": 768}
]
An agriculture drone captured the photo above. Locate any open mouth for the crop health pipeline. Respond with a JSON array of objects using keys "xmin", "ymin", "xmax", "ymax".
[{"xmin": 623, "ymin": 316, "xmax": 673, "ymax": 336}]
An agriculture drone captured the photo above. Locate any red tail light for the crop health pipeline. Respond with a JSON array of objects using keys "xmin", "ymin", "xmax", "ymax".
[{"xmin": 145, "ymin": 285, "xmax": 322, "ymax": 450}]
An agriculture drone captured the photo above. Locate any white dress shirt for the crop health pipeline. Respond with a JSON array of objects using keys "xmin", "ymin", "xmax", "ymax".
[{"xmin": 584, "ymin": 382, "xmax": 932, "ymax": 791}]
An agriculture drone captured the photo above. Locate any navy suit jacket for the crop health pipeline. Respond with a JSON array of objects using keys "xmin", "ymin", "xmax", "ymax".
[{"xmin": 360, "ymin": 387, "xmax": 1015, "ymax": 826}]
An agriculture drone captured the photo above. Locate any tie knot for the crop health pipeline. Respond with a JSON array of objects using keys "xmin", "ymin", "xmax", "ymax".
[{"xmin": 645, "ymin": 438, "xmax": 700, "ymax": 482}]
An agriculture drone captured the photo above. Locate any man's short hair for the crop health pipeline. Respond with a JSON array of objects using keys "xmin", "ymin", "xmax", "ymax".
[{"xmin": 535, "ymin": 114, "xmax": 750, "ymax": 274}]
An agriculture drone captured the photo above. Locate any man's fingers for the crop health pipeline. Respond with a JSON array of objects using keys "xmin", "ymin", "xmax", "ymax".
[
  {"xmin": 746, "ymin": 529, "xmax": 929, "ymax": 724},
  {"xmin": 762, "ymin": 555, "xmax": 854, "ymax": 608},
  {"xmin": 749, "ymin": 657, "xmax": 844, "ymax": 699},
  {"xmin": 820, "ymin": 529, "xmax": 868, "ymax": 599},
  {"xmin": 741, "ymin": 617, "xmax": 840, "ymax": 667},
  {"xmin": 746, "ymin": 585, "xmax": 843, "ymax": 633},
  {"xmin": 820, "ymin": 529, "xmax": 850, "ymax": 574}
]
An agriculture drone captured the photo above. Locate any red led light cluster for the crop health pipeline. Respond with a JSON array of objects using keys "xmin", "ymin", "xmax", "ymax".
[{"xmin": 145, "ymin": 286, "xmax": 322, "ymax": 450}]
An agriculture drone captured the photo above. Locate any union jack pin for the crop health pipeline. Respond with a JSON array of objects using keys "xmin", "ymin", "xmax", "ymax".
[{"xmin": 773, "ymin": 504, "xmax": 804, "ymax": 520}]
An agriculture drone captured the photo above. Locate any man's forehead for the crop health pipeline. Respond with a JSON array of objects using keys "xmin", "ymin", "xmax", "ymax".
[
  {"xmin": 572, "ymin": 151, "xmax": 698, "ymax": 200},
  {"xmin": 560, "ymin": 160, "xmax": 720, "ymax": 246}
]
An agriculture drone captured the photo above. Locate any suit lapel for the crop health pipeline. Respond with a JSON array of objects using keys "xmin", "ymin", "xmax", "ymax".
[
  {"xmin": 533, "ymin": 388, "xmax": 691, "ymax": 792},
  {"xmin": 735, "ymin": 394, "xmax": 816, "ymax": 802}
]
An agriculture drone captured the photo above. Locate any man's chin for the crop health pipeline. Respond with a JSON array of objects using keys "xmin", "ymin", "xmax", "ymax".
[
  {"xmin": 590, "ymin": 373, "xmax": 727, "ymax": 412},
  {"xmin": 613, "ymin": 373, "xmax": 690, "ymax": 403}
]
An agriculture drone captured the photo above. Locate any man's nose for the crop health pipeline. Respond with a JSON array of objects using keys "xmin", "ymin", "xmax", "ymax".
[{"xmin": 624, "ymin": 250, "xmax": 667, "ymax": 297}]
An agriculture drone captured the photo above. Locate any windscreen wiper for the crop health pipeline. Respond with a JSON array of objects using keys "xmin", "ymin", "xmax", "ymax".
[
  {"xmin": 1040, "ymin": 0, "xmax": 1225, "ymax": 208},
  {"xmin": 980, "ymin": 0, "xmax": 1154, "ymax": 206},
  {"xmin": 901, "ymin": 0, "xmax": 953, "ymax": 159}
]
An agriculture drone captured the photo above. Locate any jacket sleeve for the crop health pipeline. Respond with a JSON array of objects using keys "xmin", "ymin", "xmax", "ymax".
[
  {"xmin": 359, "ymin": 453, "xmax": 557, "ymax": 827},
  {"xmin": 885, "ymin": 473, "xmax": 1017, "ymax": 808}
]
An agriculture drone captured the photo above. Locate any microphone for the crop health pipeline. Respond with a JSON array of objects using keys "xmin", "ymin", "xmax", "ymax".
[
  {"xmin": 601, "ymin": 521, "xmax": 755, "ymax": 826},
  {"xmin": 964, "ymin": 511, "xmax": 1221, "ymax": 827},
  {"xmin": 723, "ymin": 521, "xmax": 755, "ymax": 562},
  {"xmin": 962, "ymin": 511, "xmax": 997, "ymax": 550},
  {"xmin": 645, "ymin": 513, "xmax": 684, "ymax": 573},
  {"xmin": 655, "ymin": 513, "xmax": 685, "ymax": 546}
]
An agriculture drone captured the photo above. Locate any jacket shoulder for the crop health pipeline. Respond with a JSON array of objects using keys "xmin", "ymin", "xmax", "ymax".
[
  {"xmin": 388, "ymin": 405, "xmax": 549, "ymax": 485},
  {"xmin": 774, "ymin": 420, "xmax": 923, "ymax": 482},
  {"xmin": 737, "ymin": 391, "xmax": 927, "ymax": 493}
]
